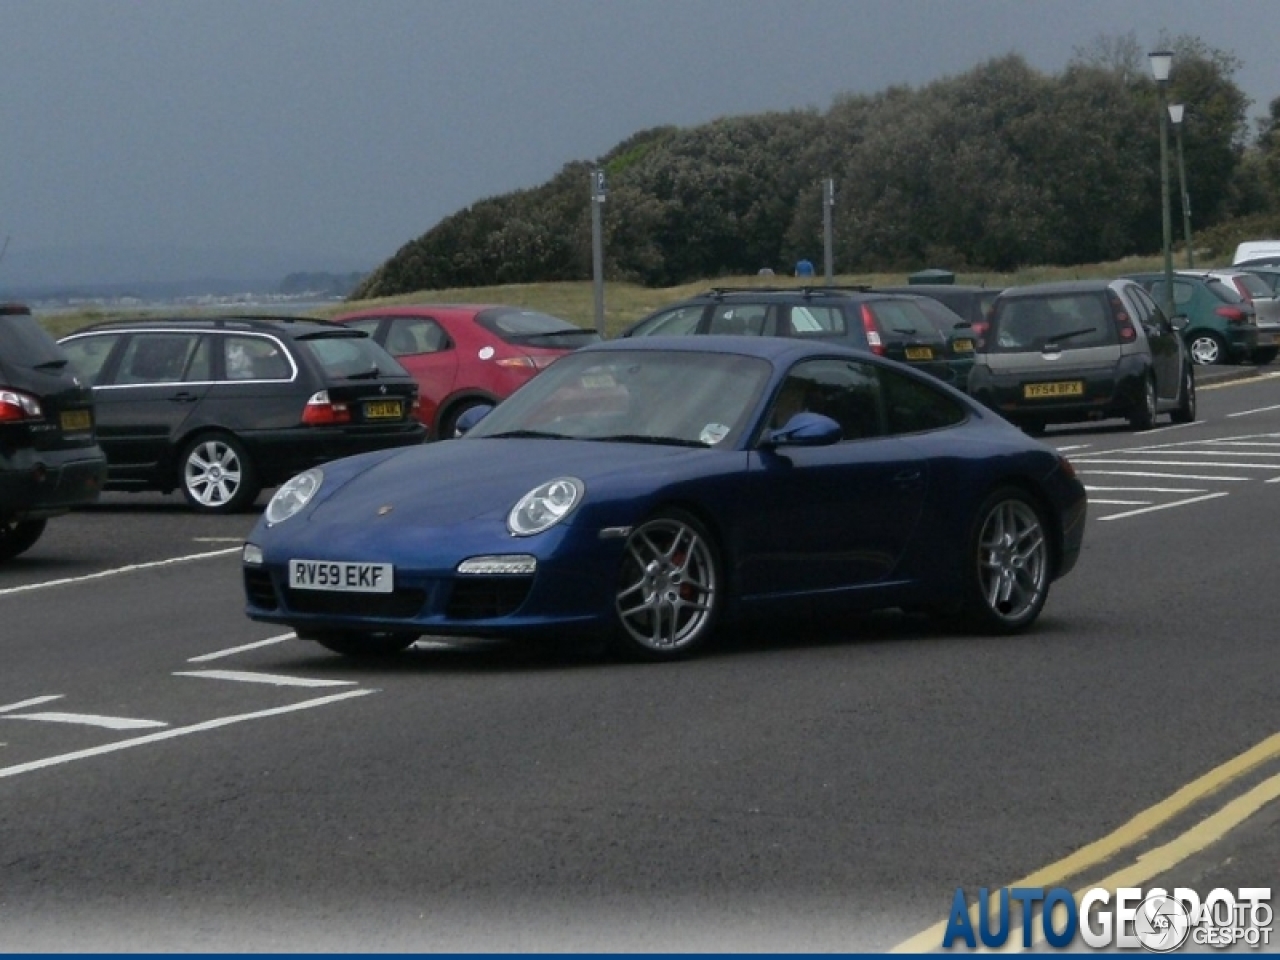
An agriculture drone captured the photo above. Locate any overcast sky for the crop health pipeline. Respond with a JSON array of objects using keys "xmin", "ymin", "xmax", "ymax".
[{"xmin": 2, "ymin": 0, "xmax": 1276, "ymax": 282}]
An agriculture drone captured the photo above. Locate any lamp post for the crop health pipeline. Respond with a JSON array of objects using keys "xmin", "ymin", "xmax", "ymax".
[
  {"xmin": 1169, "ymin": 102, "xmax": 1194, "ymax": 268},
  {"xmin": 1149, "ymin": 50, "xmax": 1175, "ymax": 319}
]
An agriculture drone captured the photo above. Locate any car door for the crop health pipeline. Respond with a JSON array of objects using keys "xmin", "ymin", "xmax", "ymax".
[
  {"xmin": 90, "ymin": 331, "xmax": 212, "ymax": 484},
  {"xmin": 1125, "ymin": 284, "xmax": 1181, "ymax": 401},
  {"xmin": 737, "ymin": 357, "xmax": 928, "ymax": 598}
]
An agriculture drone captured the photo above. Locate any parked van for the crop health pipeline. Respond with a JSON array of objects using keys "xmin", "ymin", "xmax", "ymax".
[{"xmin": 1233, "ymin": 240, "xmax": 1280, "ymax": 265}]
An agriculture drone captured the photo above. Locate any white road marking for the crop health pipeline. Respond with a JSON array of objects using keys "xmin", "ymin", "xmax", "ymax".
[
  {"xmin": 188, "ymin": 633, "xmax": 295, "ymax": 662},
  {"xmin": 1228, "ymin": 403, "xmax": 1280, "ymax": 418},
  {"xmin": 173, "ymin": 669, "xmax": 358, "ymax": 688},
  {"xmin": 0, "ymin": 695, "xmax": 64, "ymax": 713},
  {"xmin": 1084, "ymin": 486, "xmax": 1206, "ymax": 493},
  {"xmin": 0, "ymin": 547, "xmax": 239, "ymax": 597},
  {"xmin": 1088, "ymin": 499, "xmax": 1151, "ymax": 506},
  {"xmin": 191, "ymin": 537, "xmax": 245, "ymax": 543},
  {"xmin": 1074, "ymin": 458, "xmax": 1279, "ymax": 470},
  {"xmin": 0, "ymin": 690, "xmax": 376, "ymax": 780},
  {"xmin": 1099, "ymin": 492, "xmax": 1230, "ymax": 521},
  {"xmin": 1, "ymin": 712, "xmax": 167, "ymax": 730},
  {"xmin": 1079, "ymin": 470, "xmax": 1249, "ymax": 481}
]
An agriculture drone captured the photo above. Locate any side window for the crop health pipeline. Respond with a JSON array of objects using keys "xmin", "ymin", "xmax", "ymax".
[
  {"xmin": 185, "ymin": 336, "xmax": 212, "ymax": 381},
  {"xmin": 344, "ymin": 318, "xmax": 382, "ymax": 338},
  {"xmin": 61, "ymin": 334, "xmax": 122, "ymax": 385},
  {"xmin": 223, "ymin": 335, "xmax": 290, "ymax": 381},
  {"xmin": 630, "ymin": 305, "xmax": 705, "ymax": 336},
  {"xmin": 1172, "ymin": 279, "xmax": 1194, "ymax": 307},
  {"xmin": 385, "ymin": 317, "xmax": 448, "ymax": 357},
  {"xmin": 764, "ymin": 358, "xmax": 884, "ymax": 441},
  {"xmin": 880, "ymin": 366, "xmax": 966, "ymax": 435},
  {"xmin": 708, "ymin": 305, "xmax": 769, "ymax": 336},
  {"xmin": 786, "ymin": 305, "xmax": 847, "ymax": 336},
  {"xmin": 116, "ymin": 333, "xmax": 202, "ymax": 385}
]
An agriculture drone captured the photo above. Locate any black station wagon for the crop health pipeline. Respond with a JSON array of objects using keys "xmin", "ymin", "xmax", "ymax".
[{"xmin": 58, "ymin": 316, "xmax": 426, "ymax": 513}]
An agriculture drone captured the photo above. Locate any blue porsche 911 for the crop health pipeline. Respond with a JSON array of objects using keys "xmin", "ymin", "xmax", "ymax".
[{"xmin": 242, "ymin": 336, "xmax": 1086, "ymax": 661}]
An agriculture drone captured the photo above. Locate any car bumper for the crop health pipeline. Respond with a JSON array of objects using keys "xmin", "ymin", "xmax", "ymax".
[
  {"xmin": 0, "ymin": 446, "xmax": 108, "ymax": 520},
  {"xmin": 241, "ymin": 423, "xmax": 428, "ymax": 486},
  {"xmin": 968, "ymin": 360, "xmax": 1146, "ymax": 425}
]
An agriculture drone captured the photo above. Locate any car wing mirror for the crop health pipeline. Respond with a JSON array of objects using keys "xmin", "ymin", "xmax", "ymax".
[
  {"xmin": 453, "ymin": 403, "xmax": 495, "ymax": 437},
  {"xmin": 1171, "ymin": 314, "xmax": 1189, "ymax": 331},
  {"xmin": 763, "ymin": 411, "xmax": 843, "ymax": 448}
]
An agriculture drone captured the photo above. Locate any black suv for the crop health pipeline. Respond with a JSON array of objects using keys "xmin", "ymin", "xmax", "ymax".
[
  {"xmin": 0, "ymin": 303, "xmax": 108, "ymax": 560},
  {"xmin": 58, "ymin": 316, "xmax": 426, "ymax": 513},
  {"xmin": 620, "ymin": 286, "xmax": 975, "ymax": 390}
]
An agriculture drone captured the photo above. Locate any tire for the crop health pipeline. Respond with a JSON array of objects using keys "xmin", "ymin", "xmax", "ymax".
[
  {"xmin": 611, "ymin": 508, "xmax": 721, "ymax": 661},
  {"xmin": 179, "ymin": 432, "xmax": 261, "ymax": 513},
  {"xmin": 0, "ymin": 518, "xmax": 48, "ymax": 562},
  {"xmin": 1188, "ymin": 332, "xmax": 1227, "ymax": 366},
  {"xmin": 300, "ymin": 630, "xmax": 418, "ymax": 658},
  {"xmin": 1252, "ymin": 347, "xmax": 1279, "ymax": 365},
  {"xmin": 437, "ymin": 399, "xmax": 489, "ymax": 440},
  {"xmin": 962, "ymin": 488, "xmax": 1051, "ymax": 634},
  {"xmin": 1128, "ymin": 375, "xmax": 1157, "ymax": 430},
  {"xmin": 1172, "ymin": 364, "xmax": 1196, "ymax": 424}
]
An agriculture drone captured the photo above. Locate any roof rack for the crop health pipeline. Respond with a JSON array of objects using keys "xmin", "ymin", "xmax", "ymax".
[{"xmin": 700, "ymin": 284, "xmax": 872, "ymax": 298}]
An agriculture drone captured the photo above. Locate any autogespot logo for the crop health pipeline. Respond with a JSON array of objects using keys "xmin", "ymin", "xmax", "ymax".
[{"xmin": 941, "ymin": 885, "xmax": 1273, "ymax": 951}]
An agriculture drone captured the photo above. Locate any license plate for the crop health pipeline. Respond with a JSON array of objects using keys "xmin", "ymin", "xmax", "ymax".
[
  {"xmin": 905, "ymin": 346, "xmax": 934, "ymax": 361},
  {"xmin": 289, "ymin": 559, "xmax": 394, "ymax": 593},
  {"xmin": 951, "ymin": 338, "xmax": 975, "ymax": 353},
  {"xmin": 60, "ymin": 409, "xmax": 92, "ymax": 432},
  {"xmin": 364, "ymin": 399, "xmax": 404, "ymax": 420},
  {"xmin": 1024, "ymin": 381, "xmax": 1085, "ymax": 399}
]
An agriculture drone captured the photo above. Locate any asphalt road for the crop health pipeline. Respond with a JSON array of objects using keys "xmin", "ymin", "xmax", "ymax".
[{"xmin": 2, "ymin": 365, "xmax": 1279, "ymax": 952}]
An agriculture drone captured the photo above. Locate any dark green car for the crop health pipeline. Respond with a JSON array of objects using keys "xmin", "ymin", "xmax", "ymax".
[{"xmin": 1124, "ymin": 271, "xmax": 1264, "ymax": 365}]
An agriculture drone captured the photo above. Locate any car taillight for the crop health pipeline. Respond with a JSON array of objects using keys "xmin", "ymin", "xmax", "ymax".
[
  {"xmin": 0, "ymin": 389, "xmax": 43, "ymax": 422},
  {"xmin": 497, "ymin": 355, "xmax": 558, "ymax": 371},
  {"xmin": 1108, "ymin": 292, "xmax": 1137, "ymax": 342},
  {"xmin": 1215, "ymin": 306, "xmax": 1251, "ymax": 325},
  {"xmin": 859, "ymin": 305, "xmax": 885, "ymax": 356},
  {"xmin": 301, "ymin": 390, "xmax": 351, "ymax": 425}
]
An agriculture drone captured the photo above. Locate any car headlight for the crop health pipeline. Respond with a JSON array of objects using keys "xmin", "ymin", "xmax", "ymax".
[
  {"xmin": 265, "ymin": 468, "xmax": 324, "ymax": 525},
  {"xmin": 508, "ymin": 477, "xmax": 584, "ymax": 536}
]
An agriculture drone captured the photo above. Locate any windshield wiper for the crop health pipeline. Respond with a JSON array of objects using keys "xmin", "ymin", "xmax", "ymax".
[
  {"xmin": 345, "ymin": 366, "xmax": 382, "ymax": 380},
  {"xmin": 486, "ymin": 429, "xmax": 570, "ymax": 440},
  {"xmin": 1046, "ymin": 326, "xmax": 1099, "ymax": 343},
  {"xmin": 595, "ymin": 434, "xmax": 708, "ymax": 448}
]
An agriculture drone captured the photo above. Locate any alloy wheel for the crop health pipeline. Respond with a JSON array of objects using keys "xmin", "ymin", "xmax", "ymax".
[{"xmin": 615, "ymin": 512, "xmax": 718, "ymax": 656}]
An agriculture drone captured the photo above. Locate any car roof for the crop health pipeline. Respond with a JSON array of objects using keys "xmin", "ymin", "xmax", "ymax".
[
  {"xmin": 65, "ymin": 315, "xmax": 351, "ymax": 338},
  {"xmin": 996, "ymin": 279, "xmax": 1122, "ymax": 298},
  {"xmin": 580, "ymin": 333, "xmax": 870, "ymax": 365},
  {"xmin": 873, "ymin": 284, "xmax": 1000, "ymax": 295}
]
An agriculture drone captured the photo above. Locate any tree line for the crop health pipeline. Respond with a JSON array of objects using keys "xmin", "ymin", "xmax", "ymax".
[{"xmin": 353, "ymin": 33, "xmax": 1280, "ymax": 299}]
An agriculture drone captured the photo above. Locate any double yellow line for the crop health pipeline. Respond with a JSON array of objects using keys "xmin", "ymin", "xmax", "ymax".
[{"xmin": 891, "ymin": 730, "xmax": 1280, "ymax": 952}]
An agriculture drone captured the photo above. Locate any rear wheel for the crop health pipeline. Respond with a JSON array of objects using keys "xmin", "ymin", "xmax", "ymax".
[
  {"xmin": 1188, "ymin": 332, "xmax": 1227, "ymax": 366},
  {"xmin": 437, "ymin": 399, "xmax": 489, "ymax": 440},
  {"xmin": 962, "ymin": 488, "xmax": 1051, "ymax": 634},
  {"xmin": 180, "ymin": 432, "xmax": 260, "ymax": 513},
  {"xmin": 1172, "ymin": 364, "xmax": 1196, "ymax": 424},
  {"xmin": 611, "ymin": 508, "xmax": 721, "ymax": 661},
  {"xmin": 1128, "ymin": 375, "xmax": 1157, "ymax": 430},
  {"xmin": 0, "ymin": 518, "xmax": 48, "ymax": 561},
  {"xmin": 301, "ymin": 631, "xmax": 418, "ymax": 658}
]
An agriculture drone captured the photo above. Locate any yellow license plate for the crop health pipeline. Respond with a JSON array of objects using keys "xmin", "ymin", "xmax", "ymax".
[
  {"xmin": 60, "ymin": 409, "xmax": 92, "ymax": 432},
  {"xmin": 364, "ymin": 399, "xmax": 404, "ymax": 420},
  {"xmin": 905, "ymin": 346, "xmax": 934, "ymax": 361},
  {"xmin": 1024, "ymin": 381, "xmax": 1084, "ymax": 399},
  {"xmin": 952, "ymin": 338, "xmax": 975, "ymax": 353}
]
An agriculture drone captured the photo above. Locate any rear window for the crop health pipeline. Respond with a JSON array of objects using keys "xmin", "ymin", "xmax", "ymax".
[
  {"xmin": 988, "ymin": 293, "xmax": 1119, "ymax": 353},
  {"xmin": 299, "ymin": 334, "xmax": 408, "ymax": 380},
  {"xmin": 865, "ymin": 300, "xmax": 946, "ymax": 344},
  {"xmin": 1206, "ymin": 279, "xmax": 1245, "ymax": 304},
  {"xmin": 1230, "ymin": 273, "xmax": 1275, "ymax": 300},
  {"xmin": 476, "ymin": 308, "xmax": 599, "ymax": 348},
  {"xmin": 0, "ymin": 312, "xmax": 67, "ymax": 370}
]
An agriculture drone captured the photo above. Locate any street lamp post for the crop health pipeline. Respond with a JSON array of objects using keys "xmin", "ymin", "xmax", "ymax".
[
  {"xmin": 1149, "ymin": 50, "xmax": 1176, "ymax": 320},
  {"xmin": 1169, "ymin": 102, "xmax": 1194, "ymax": 268}
]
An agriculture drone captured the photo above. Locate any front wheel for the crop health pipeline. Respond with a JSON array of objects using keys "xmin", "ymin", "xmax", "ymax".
[
  {"xmin": 300, "ymin": 631, "xmax": 419, "ymax": 658},
  {"xmin": 1172, "ymin": 364, "xmax": 1196, "ymax": 424},
  {"xmin": 180, "ymin": 432, "xmax": 260, "ymax": 513},
  {"xmin": 962, "ymin": 488, "xmax": 1051, "ymax": 634},
  {"xmin": 1128, "ymin": 375, "xmax": 1157, "ymax": 430},
  {"xmin": 611, "ymin": 508, "xmax": 721, "ymax": 661},
  {"xmin": 0, "ymin": 518, "xmax": 48, "ymax": 561}
]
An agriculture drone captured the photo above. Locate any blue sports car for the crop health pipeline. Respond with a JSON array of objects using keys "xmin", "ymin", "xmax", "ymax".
[{"xmin": 242, "ymin": 337, "xmax": 1086, "ymax": 661}]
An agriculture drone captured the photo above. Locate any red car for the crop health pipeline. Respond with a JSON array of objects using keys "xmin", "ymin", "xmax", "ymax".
[{"xmin": 332, "ymin": 304, "xmax": 599, "ymax": 438}]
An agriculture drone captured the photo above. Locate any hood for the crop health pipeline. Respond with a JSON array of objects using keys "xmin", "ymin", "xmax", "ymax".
[{"xmin": 306, "ymin": 437, "xmax": 712, "ymax": 529}]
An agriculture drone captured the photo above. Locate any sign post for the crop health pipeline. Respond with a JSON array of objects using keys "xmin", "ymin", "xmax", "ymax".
[
  {"xmin": 823, "ymin": 178, "xmax": 835, "ymax": 284},
  {"xmin": 591, "ymin": 168, "xmax": 607, "ymax": 337}
]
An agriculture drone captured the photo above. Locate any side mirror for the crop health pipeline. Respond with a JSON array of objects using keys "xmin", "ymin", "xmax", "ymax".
[
  {"xmin": 763, "ymin": 411, "xmax": 843, "ymax": 448},
  {"xmin": 453, "ymin": 403, "xmax": 495, "ymax": 437},
  {"xmin": 1171, "ymin": 314, "xmax": 1189, "ymax": 331}
]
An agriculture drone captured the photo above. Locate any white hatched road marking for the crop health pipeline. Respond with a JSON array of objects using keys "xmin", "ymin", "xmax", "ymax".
[
  {"xmin": 188, "ymin": 633, "xmax": 295, "ymax": 662},
  {"xmin": 1, "ymin": 712, "xmax": 167, "ymax": 730},
  {"xmin": 1097, "ymin": 492, "xmax": 1230, "ymax": 521},
  {"xmin": 174, "ymin": 669, "xmax": 358, "ymax": 688},
  {"xmin": 0, "ymin": 547, "xmax": 239, "ymax": 597},
  {"xmin": 0, "ymin": 695, "xmax": 64, "ymax": 713}
]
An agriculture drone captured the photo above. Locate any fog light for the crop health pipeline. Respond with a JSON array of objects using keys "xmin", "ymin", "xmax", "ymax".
[
  {"xmin": 242, "ymin": 543, "xmax": 264, "ymax": 565},
  {"xmin": 457, "ymin": 555, "xmax": 537, "ymax": 575}
]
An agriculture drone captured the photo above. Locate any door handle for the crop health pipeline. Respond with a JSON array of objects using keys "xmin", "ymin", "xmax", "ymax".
[
  {"xmin": 894, "ymin": 468, "xmax": 923, "ymax": 489},
  {"xmin": 168, "ymin": 392, "xmax": 199, "ymax": 403}
]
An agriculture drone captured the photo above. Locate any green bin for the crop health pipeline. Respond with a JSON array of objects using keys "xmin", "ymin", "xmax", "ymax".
[{"xmin": 908, "ymin": 268, "xmax": 955, "ymax": 285}]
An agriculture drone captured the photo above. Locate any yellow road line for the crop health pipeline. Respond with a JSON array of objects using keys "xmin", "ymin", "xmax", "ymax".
[{"xmin": 891, "ymin": 729, "xmax": 1280, "ymax": 953}]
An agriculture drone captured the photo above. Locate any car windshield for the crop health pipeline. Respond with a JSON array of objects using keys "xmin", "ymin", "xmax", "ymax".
[
  {"xmin": 476, "ymin": 308, "xmax": 600, "ymax": 348},
  {"xmin": 299, "ymin": 333, "xmax": 408, "ymax": 379},
  {"xmin": 466, "ymin": 349, "xmax": 772, "ymax": 447},
  {"xmin": 988, "ymin": 293, "xmax": 1118, "ymax": 352}
]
